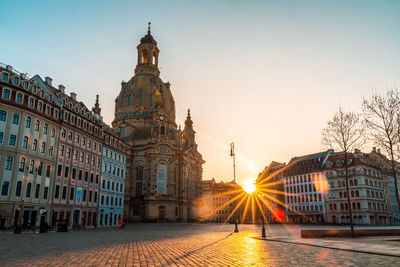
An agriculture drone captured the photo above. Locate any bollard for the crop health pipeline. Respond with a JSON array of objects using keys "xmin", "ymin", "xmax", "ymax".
[
  {"xmin": 234, "ymin": 220, "xmax": 239, "ymax": 233},
  {"xmin": 261, "ymin": 221, "xmax": 266, "ymax": 238}
]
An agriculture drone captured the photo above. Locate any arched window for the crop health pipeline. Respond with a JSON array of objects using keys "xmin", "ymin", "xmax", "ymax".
[
  {"xmin": 19, "ymin": 157, "xmax": 25, "ymax": 172},
  {"xmin": 141, "ymin": 50, "xmax": 149, "ymax": 63},
  {"xmin": 152, "ymin": 51, "xmax": 157, "ymax": 65},
  {"xmin": 156, "ymin": 163, "xmax": 167, "ymax": 195},
  {"xmin": 356, "ymin": 190, "xmax": 359, "ymax": 197},
  {"xmin": 128, "ymin": 95, "xmax": 132, "ymax": 106},
  {"xmin": 351, "ymin": 191, "xmax": 355, "ymax": 198},
  {"xmin": 136, "ymin": 163, "xmax": 143, "ymax": 180},
  {"xmin": 160, "ymin": 126, "xmax": 166, "ymax": 135},
  {"xmin": 32, "ymin": 139, "xmax": 38, "ymax": 151},
  {"xmin": 15, "ymin": 181, "xmax": 22, "ymax": 197}
]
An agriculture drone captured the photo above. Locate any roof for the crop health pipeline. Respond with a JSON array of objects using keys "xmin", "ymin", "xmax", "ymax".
[{"xmin": 284, "ymin": 150, "xmax": 332, "ymax": 176}]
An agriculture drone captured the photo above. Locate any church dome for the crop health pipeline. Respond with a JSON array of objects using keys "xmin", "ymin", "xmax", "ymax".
[
  {"xmin": 115, "ymin": 73, "xmax": 176, "ymax": 122},
  {"xmin": 140, "ymin": 33, "xmax": 157, "ymax": 45}
]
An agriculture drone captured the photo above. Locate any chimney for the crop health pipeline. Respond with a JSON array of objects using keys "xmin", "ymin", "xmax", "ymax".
[
  {"xmin": 58, "ymin": 85, "xmax": 65, "ymax": 93},
  {"xmin": 20, "ymin": 73, "xmax": 26, "ymax": 79},
  {"xmin": 6, "ymin": 65, "xmax": 12, "ymax": 71},
  {"xmin": 45, "ymin": 76, "xmax": 52, "ymax": 86},
  {"xmin": 70, "ymin": 92, "xmax": 77, "ymax": 101}
]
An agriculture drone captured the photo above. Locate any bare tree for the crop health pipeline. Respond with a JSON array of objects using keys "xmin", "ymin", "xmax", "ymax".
[
  {"xmin": 363, "ymin": 89, "xmax": 400, "ymax": 221},
  {"xmin": 322, "ymin": 108, "xmax": 366, "ymax": 237}
]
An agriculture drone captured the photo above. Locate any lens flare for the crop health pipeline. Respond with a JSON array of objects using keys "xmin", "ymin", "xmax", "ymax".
[{"xmin": 243, "ymin": 179, "xmax": 256, "ymax": 194}]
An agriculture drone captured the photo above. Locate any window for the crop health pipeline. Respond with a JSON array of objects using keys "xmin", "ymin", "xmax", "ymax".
[
  {"xmin": 34, "ymin": 120, "xmax": 40, "ymax": 131},
  {"xmin": 85, "ymin": 171, "xmax": 88, "ymax": 182},
  {"xmin": 28, "ymin": 160, "xmax": 34, "ymax": 173},
  {"xmin": 72, "ymin": 168, "xmax": 77, "ymax": 179},
  {"xmin": 136, "ymin": 164, "xmax": 144, "ymax": 180},
  {"xmin": 1, "ymin": 181, "xmax": 9, "ymax": 196},
  {"xmin": 28, "ymin": 98, "xmax": 34, "ymax": 108},
  {"xmin": 0, "ymin": 132, "xmax": 3, "ymax": 143},
  {"xmin": 61, "ymin": 129, "xmax": 66, "ymax": 138},
  {"xmin": 55, "ymin": 185, "xmax": 60, "ymax": 198},
  {"xmin": 136, "ymin": 182, "xmax": 142, "ymax": 196},
  {"xmin": 26, "ymin": 182, "xmax": 32, "ymax": 198},
  {"xmin": 32, "ymin": 139, "xmax": 38, "ymax": 151},
  {"xmin": 35, "ymin": 184, "xmax": 40, "ymax": 198},
  {"xmin": 83, "ymin": 189, "xmax": 87, "ymax": 202},
  {"xmin": 156, "ymin": 164, "xmax": 167, "ymax": 195},
  {"xmin": 5, "ymin": 156, "xmax": 13, "ymax": 170},
  {"xmin": 25, "ymin": 116, "xmax": 31, "ymax": 128},
  {"xmin": 15, "ymin": 181, "xmax": 22, "ymax": 197},
  {"xmin": 51, "ymin": 128, "xmax": 55, "ymax": 137},
  {"xmin": 94, "ymin": 192, "xmax": 97, "ymax": 202},
  {"xmin": 18, "ymin": 157, "xmax": 25, "ymax": 172},
  {"xmin": 62, "ymin": 186, "xmax": 67, "ymax": 199},
  {"xmin": 59, "ymin": 145, "xmax": 64, "ymax": 156},
  {"xmin": 57, "ymin": 164, "xmax": 62, "ymax": 176},
  {"xmin": 66, "ymin": 147, "xmax": 71, "ymax": 158},
  {"xmin": 37, "ymin": 102, "xmax": 42, "ymax": 112},
  {"xmin": 89, "ymin": 191, "xmax": 92, "ymax": 202},
  {"xmin": 64, "ymin": 166, "xmax": 69, "ymax": 178},
  {"xmin": 46, "ymin": 166, "xmax": 51, "ymax": 177},
  {"xmin": 90, "ymin": 173, "xmax": 94, "ymax": 183},
  {"xmin": 75, "ymin": 134, "xmax": 80, "ymax": 143},
  {"xmin": 43, "ymin": 187, "xmax": 49, "ymax": 199},
  {"xmin": 2, "ymin": 72, "xmax": 9, "ymax": 81},
  {"xmin": 79, "ymin": 170, "xmax": 82, "ymax": 180},
  {"xmin": 12, "ymin": 114, "xmax": 19, "ymax": 124},
  {"xmin": 3, "ymin": 89, "xmax": 10, "ymax": 100},
  {"xmin": 9, "ymin": 134, "xmax": 16, "ymax": 146},
  {"xmin": 22, "ymin": 136, "xmax": 28, "ymax": 148},
  {"xmin": 43, "ymin": 123, "xmax": 48, "ymax": 134},
  {"xmin": 13, "ymin": 77, "xmax": 19, "ymax": 85},
  {"xmin": 70, "ymin": 187, "xmax": 75, "ymax": 200},
  {"xmin": 68, "ymin": 131, "xmax": 72, "ymax": 140},
  {"xmin": 37, "ymin": 162, "xmax": 43, "ymax": 176},
  {"xmin": 0, "ymin": 110, "xmax": 7, "ymax": 121},
  {"xmin": 40, "ymin": 142, "xmax": 46, "ymax": 153},
  {"xmin": 128, "ymin": 95, "xmax": 132, "ymax": 105},
  {"xmin": 49, "ymin": 146, "xmax": 54, "ymax": 156}
]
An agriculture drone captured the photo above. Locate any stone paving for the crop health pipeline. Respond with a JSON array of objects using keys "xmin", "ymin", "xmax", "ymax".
[{"xmin": 1, "ymin": 224, "xmax": 400, "ymax": 266}]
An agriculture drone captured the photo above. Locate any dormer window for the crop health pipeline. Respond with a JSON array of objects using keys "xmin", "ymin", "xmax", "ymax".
[
  {"xmin": 13, "ymin": 77, "xmax": 19, "ymax": 86},
  {"xmin": 32, "ymin": 86, "xmax": 37, "ymax": 94},
  {"xmin": 23, "ymin": 81, "xmax": 29, "ymax": 89},
  {"xmin": 1, "ymin": 72, "xmax": 9, "ymax": 81},
  {"xmin": 40, "ymin": 90, "xmax": 44, "ymax": 98},
  {"xmin": 37, "ymin": 102, "xmax": 42, "ymax": 112}
]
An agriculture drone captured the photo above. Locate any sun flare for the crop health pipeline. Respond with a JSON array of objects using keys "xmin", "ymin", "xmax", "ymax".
[{"xmin": 243, "ymin": 179, "xmax": 256, "ymax": 194}]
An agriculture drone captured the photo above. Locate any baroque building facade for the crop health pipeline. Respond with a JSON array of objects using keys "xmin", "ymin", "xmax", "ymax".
[
  {"xmin": 0, "ymin": 64, "xmax": 60, "ymax": 228},
  {"xmin": 35, "ymin": 76, "xmax": 103, "ymax": 229},
  {"xmin": 112, "ymin": 26, "xmax": 204, "ymax": 222}
]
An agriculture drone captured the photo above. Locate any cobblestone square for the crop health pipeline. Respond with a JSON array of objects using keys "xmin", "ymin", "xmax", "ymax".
[{"xmin": 1, "ymin": 224, "xmax": 399, "ymax": 266}]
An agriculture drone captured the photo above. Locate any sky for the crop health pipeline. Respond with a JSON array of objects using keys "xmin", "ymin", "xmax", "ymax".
[{"xmin": 1, "ymin": 0, "xmax": 400, "ymax": 185}]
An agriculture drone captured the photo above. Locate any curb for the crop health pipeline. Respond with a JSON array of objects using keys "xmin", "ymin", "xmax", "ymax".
[{"xmin": 252, "ymin": 237, "xmax": 400, "ymax": 258}]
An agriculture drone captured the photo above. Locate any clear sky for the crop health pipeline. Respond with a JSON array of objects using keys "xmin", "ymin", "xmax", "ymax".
[{"xmin": 1, "ymin": 0, "xmax": 400, "ymax": 185}]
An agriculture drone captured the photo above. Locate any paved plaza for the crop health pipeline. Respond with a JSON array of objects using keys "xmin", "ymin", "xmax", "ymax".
[{"xmin": 1, "ymin": 224, "xmax": 400, "ymax": 266}]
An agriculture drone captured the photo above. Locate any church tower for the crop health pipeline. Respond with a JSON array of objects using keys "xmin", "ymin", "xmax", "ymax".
[{"xmin": 112, "ymin": 24, "xmax": 204, "ymax": 223}]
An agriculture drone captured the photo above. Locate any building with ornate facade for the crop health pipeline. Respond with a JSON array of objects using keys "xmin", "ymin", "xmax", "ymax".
[
  {"xmin": 0, "ymin": 64, "xmax": 60, "ymax": 228},
  {"xmin": 199, "ymin": 179, "xmax": 242, "ymax": 223},
  {"xmin": 324, "ymin": 150, "xmax": 394, "ymax": 225},
  {"xmin": 97, "ymin": 101, "xmax": 127, "ymax": 227},
  {"xmin": 112, "ymin": 26, "xmax": 204, "ymax": 222},
  {"xmin": 34, "ymin": 76, "xmax": 103, "ymax": 229}
]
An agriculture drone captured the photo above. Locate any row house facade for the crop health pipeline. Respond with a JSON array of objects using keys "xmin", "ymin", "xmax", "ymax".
[
  {"xmin": 98, "ymin": 120, "xmax": 127, "ymax": 227},
  {"xmin": 35, "ymin": 76, "xmax": 103, "ymax": 229},
  {"xmin": 198, "ymin": 179, "xmax": 242, "ymax": 223},
  {"xmin": 324, "ymin": 151, "xmax": 394, "ymax": 225},
  {"xmin": 283, "ymin": 151, "xmax": 332, "ymax": 223},
  {"xmin": 0, "ymin": 64, "xmax": 61, "ymax": 228}
]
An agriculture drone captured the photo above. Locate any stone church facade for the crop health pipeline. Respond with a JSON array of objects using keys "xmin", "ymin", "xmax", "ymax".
[{"xmin": 112, "ymin": 25, "xmax": 204, "ymax": 222}]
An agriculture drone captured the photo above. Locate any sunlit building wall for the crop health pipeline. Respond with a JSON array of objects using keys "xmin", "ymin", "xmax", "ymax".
[
  {"xmin": 324, "ymin": 151, "xmax": 393, "ymax": 225},
  {"xmin": 36, "ymin": 76, "xmax": 103, "ymax": 229},
  {"xmin": 283, "ymin": 151, "xmax": 332, "ymax": 223},
  {"xmin": 0, "ymin": 64, "xmax": 61, "ymax": 228}
]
